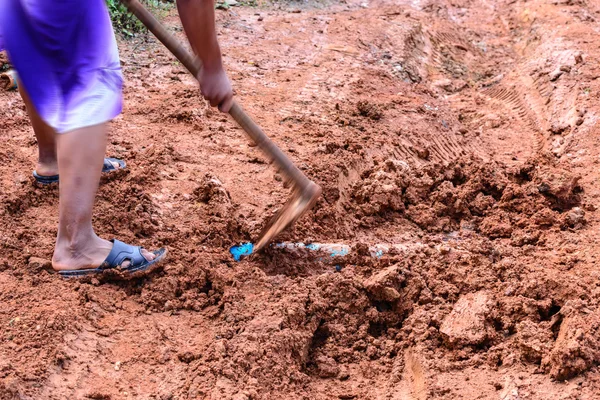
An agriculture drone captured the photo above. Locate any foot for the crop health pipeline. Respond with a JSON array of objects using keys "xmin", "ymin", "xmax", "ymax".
[
  {"xmin": 52, "ymin": 235, "xmax": 158, "ymax": 272},
  {"xmin": 34, "ymin": 158, "xmax": 125, "ymax": 178}
]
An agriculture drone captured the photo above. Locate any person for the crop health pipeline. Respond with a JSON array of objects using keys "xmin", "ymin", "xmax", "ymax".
[{"xmin": 0, "ymin": 0, "xmax": 233, "ymax": 276}]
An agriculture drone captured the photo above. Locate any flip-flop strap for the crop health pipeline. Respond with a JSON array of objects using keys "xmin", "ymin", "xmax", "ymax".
[
  {"xmin": 101, "ymin": 239, "xmax": 146, "ymax": 269},
  {"xmin": 33, "ymin": 171, "xmax": 59, "ymax": 183},
  {"xmin": 102, "ymin": 158, "xmax": 126, "ymax": 172}
]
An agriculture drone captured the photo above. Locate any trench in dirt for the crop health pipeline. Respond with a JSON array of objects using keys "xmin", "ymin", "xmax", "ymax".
[{"xmin": 2, "ymin": 0, "xmax": 600, "ymax": 399}]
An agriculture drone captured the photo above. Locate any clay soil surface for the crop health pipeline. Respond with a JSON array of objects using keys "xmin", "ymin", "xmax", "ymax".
[{"xmin": 3, "ymin": 0, "xmax": 600, "ymax": 398}]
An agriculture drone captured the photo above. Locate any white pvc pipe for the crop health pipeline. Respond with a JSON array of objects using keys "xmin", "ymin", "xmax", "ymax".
[{"xmin": 230, "ymin": 241, "xmax": 426, "ymax": 261}]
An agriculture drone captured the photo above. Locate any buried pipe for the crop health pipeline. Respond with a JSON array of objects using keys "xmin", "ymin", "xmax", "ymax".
[
  {"xmin": 229, "ymin": 241, "xmax": 426, "ymax": 261},
  {"xmin": 1, "ymin": 70, "xmax": 18, "ymax": 90}
]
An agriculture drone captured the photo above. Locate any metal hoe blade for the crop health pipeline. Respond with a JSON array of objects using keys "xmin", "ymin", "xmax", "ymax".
[{"xmin": 254, "ymin": 182, "xmax": 321, "ymax": 252}]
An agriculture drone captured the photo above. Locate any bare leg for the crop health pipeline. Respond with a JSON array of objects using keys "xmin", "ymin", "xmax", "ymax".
[
  {"xmin": 19, "ymin": 84, "xmax": 122, "ymax": 176},
  {"xmin": 51, "ymin": 123, "xmax": 156, "ymax": 271},
  {"xmin": 19, "ymin": 86, "xmax": 151, "ymax": 270},
  {"xmin": 19, "ymin": 83, "xmax": 58, "ymax": 176}
]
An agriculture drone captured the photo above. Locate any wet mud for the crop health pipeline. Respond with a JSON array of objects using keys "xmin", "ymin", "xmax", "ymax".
[{"xmin": 2, "ymin": 0, "xmax": 600, "ymax": 399}]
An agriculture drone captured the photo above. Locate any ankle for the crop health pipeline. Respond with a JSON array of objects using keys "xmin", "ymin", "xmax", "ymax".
[
  {"xmin": 38, "ymin": 159, "xmax": 57, "ymax": 167},
  {"xmin": 36, "ymin": 159, "xmax": 58, "ymax": 176},
  {"xmin": 53, "ymin": 233, "xmax": 111, "ymax": 271},
  {"xmin": 56, "ymin": 230, "xmax": 97, "ymax": 254},
  {"xmin": 38, "ymin": 149, "xmax": 57, "ymax": 164}
]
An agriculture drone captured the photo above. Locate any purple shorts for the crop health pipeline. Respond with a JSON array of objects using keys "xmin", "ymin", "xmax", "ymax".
[{"xmin": 0, "ymin": 0, "xmax": 123, "ymax": 133}]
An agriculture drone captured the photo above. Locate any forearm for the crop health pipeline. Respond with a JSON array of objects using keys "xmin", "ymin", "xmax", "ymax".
[
  {"xmin": 176, "ymin": 0, "xmax": 233, "ymax": 111},
  {"xmin": 176, "ymin": 0, "xmax": 223, "ymax": 71}
]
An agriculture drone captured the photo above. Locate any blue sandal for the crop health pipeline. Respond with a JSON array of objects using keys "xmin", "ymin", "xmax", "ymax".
[
  {"xmin": 59, "ymin": 239, "xmax": 167, "ymax": 277},
  {"xmin": 33, "ymin": 157, "xmax": 126, "ymax": 185}
]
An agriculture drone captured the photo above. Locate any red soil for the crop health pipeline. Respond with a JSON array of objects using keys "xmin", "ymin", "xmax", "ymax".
[{"xmin": 2, "ymin": 0, "xmax": 600, "ymax": 398}]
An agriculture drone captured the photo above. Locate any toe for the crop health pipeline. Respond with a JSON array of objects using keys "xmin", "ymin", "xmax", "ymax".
[
  {"xmin": 114, "ymin": 248, "xmax": 157, "ymax": 269},
  {"xmin": 110, "ymin": 160, "xmax": 122, "ymax": 170},
  {"xmin": 141, "ymin": 248, "xmax": 157, "ymax": 262}
]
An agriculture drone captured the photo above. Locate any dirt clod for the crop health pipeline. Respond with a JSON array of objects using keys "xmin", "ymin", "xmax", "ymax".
[
  {"xmin": 542, "ymin": 305, "xmax": 600, "ymax": 380},
  {"xmin": 27, "ymin": 257, "xmax": 52, "ymax": 273},
  {"xmin": 440, "ymin": 291, "xmax": 496, "ymax": 347},
  {"xmin": 549, "ymin": 69, "xmax": 564, "ymax": 81}
]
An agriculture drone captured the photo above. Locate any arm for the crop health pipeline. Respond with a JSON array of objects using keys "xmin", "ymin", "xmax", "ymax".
[{"xmin": 176, "ymin": 0, "xmax": 233, "ymax": 112}]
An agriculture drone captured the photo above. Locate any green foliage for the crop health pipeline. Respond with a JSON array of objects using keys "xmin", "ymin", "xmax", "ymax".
[
  {"xmin": 106, "ymin": 0, "xmax": 145, "ymax": 37},
  {"xmin": 106, "ymin": 0, "xmax": 174, "ymax": 37},
  {"xmin": 215, "ymin": 0, "xmax": 258, "ymax": 9}
]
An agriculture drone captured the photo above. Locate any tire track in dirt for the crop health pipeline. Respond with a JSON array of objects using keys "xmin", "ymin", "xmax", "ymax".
[
  {"xmin": 464, "ymin": 0, "xmax": 586, "ymax": 162},
  {"xmin": 384, "ymin": 0, "xmax": 555, "ymax": 164},
  {"xmin": 277, "ymin": 6, "xmax": 479, "ymax": 170},
  {"xmin": 481, "ymin": 80, "xmax": 548, "ymax": 154},
  {"xmin": 378, "ymin": 18, "xmax": 487, "ymax": 163}
]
